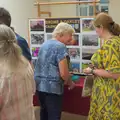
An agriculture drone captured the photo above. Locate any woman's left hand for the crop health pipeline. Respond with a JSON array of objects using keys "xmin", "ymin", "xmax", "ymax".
[{"xmin": 83, "ymin": 67, "xmax": 92, "ymax": 74}]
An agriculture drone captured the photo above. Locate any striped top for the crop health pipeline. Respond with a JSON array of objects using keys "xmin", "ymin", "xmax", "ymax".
[{"xmin": 0, "ymin": 62, "xmax": 35, "ymax": 120}]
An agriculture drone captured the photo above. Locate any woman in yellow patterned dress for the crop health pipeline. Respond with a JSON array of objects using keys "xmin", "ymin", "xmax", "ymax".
[{"xmin": 84, "ymin": 13, "xmax": 120, "ymax": 120}]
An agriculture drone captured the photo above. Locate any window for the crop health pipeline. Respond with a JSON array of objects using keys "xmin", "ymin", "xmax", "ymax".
[{"xmin": 77, "ymin": 0, "xmax": 109, "ymax": 16}]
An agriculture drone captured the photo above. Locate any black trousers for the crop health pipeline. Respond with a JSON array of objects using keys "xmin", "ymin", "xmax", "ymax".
[{"xmin": 37, "ymin": 91, "xmax": 63, "ymax": 120}]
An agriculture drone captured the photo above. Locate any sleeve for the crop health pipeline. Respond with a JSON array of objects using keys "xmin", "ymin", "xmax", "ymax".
[
  {"xmin": 56, "ymin": 44, "xmax": 68, "ymax": 63},
  {"xmin": 17, "ymin": 37, "xmax": 32, "ymax": 62}
]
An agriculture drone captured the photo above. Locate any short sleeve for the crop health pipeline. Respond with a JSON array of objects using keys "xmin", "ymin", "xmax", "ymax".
[{"xmin": 56, "ymin": 44, "xmax": 68, "ymax": 63}]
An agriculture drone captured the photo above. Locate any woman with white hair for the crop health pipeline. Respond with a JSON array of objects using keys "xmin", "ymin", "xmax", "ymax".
[
  {"xmin": 34, "ymin": 22, "xmax": 75, "ymax": 120},
  {"xmin": 0, "ymin": 24, "xmax": 35, "ymax": 120}
]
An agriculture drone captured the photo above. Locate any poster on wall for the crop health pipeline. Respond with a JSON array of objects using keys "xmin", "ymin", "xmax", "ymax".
[
  {"xmin": 29, "ymin": 19, "xmax": 45, "ymax": 32},
  {"xmin": 28, "ymin": 17, "xmax": 100, "ymax": 72},
  {"xmin": 29, "ymin": 19, "xmax": 45, "ymax": 63},
  {"xmin": 46, "ymin": 18, "xmax": 81, "ymax": 33},
  {"xmin": 82, "ymin": 34, "xmax": 99, "ymax": 47},
  {"xmin": 31, "ymin": 33, "xmax": 45, "ymax": 45}
]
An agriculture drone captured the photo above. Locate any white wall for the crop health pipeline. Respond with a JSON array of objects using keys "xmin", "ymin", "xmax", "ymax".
[
  {"xmin": 109, "ymin": 0, "xmax": 120, "ymax": 24},
  {"xmin": 0, "ymin": 0, "xmax": 37, "ymax": 40},
  {"xmin": 49, "ymin": 0, "xmax": 77, "ymax": 17}
]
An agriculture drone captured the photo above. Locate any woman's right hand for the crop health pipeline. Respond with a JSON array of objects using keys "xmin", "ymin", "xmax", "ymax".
[{"xmin": 68, "ymin": 81, "xmax": 75, "ymax": 90}]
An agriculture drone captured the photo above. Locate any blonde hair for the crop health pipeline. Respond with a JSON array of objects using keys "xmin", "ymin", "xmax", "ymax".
[
  {"xmin": 94, "ymin": 12, "xmax": 120, "ymax": 36},
  {"xmin": 0, "ymin": 24, "xmax": 28, "ymax": 70},
  {"xmin": 52, "ymin": 22, "xmax": 75, "ymax": 37}
]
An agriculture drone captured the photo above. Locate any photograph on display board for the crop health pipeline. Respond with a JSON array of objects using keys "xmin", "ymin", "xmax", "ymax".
[
  {"xmin": 32, "ymin": 47, "xmax": 40, "ymax": 57},
  {"xmin": 82, "ymin": 61, "xmax": 91, "ymax": 72},
  {"xmin": 82, "ymin": 48, "xmax": 97, "ymax": 60},
  {"xmin": 46, "ymin": 18, "xmax": 80, "ymax": 33},
  {"xmin": 46, "ymin": 33, "xmax": 52, "ymax": 40},
  {"xmin": 70, "ymin": 62, "xmax": 80, "ymax": 72},
  {"xmin": 72, "ymin": 34, "xmax": 79, "ymax": 46},
  {"xmin": 82, "ymin": 19, "xmax": 95, "ymax": 32},
  {"xmin": 67, "ymin": 48, "xmax": 80, "ymax": 60},
  {"xmin": 30, "ymin": 19, "xmax": 45, "ymax": 32},
  {"xmin": 82, "ymin": 34, "xmax": 99, "ymax": 46},
  {"xmin": 31, "ymin": 33, "xmax": 45, "ymax": 45}
]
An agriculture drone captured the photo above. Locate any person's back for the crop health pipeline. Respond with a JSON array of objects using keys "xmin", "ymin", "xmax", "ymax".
[
  {"xmin": 0, "ymin": 24, "xmax": 35, "ymax": 120},
  {"xmin": 35, "ymin": 39, "xmax": 66, "ymax": 94}
]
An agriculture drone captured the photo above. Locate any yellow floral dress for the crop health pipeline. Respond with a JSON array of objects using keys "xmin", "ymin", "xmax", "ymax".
[{"xmin": 88, "ymin": 36, "xmax": 120, "ymax": 120}]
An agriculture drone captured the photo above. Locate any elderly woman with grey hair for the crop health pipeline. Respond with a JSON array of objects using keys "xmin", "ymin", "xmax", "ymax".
[
  {"xmin": 0, "ymin": 24, "xmax": 35, "ymax": 120},
  {"xmin": 34, "ymin": 22, "xmax": 75, "ymax": 120}
]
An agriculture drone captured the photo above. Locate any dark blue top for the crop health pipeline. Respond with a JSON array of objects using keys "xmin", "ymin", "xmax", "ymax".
[
  {"xmin": 16, "ymin": 33, "xmax": 32, "ymax": 61},
  {"xmin": 34, "ymin": 39, "xmax": 68, "ymax": 95}
]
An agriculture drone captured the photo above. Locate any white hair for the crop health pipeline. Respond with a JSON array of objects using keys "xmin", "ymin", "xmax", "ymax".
[{"xmin": 52, "ymin": 22, "xmax": 75, "ymax": 37}]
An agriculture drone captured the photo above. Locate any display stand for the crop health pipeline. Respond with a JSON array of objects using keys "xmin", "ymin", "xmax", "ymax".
[{"xmin": 29, "ymin": 0, "xmax": 101, "ymax": 72}]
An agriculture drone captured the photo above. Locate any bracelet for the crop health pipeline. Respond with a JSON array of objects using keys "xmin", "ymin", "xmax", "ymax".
[{"xmin": 90, "ymin": 68, "xmax": 95, "ymax": 74}]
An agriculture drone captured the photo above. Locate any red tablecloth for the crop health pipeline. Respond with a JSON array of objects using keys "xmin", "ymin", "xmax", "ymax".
[{"xmin": 33, "ymin": 78, "xmax": 90, "ymax": 116}]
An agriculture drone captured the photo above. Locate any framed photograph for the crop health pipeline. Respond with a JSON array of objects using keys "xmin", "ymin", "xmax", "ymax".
[
  {"xmin": 81, "ymin": 18, "xmax": 95, "ymax": 32},
  {"xmin": 67, "ymin": 48, "xmax": 80, "ymax": 60},
  {"xmin": 32, "ymin": 47, "xmax": 40, "ymax": 57},
  {"xmin": 82, "ymin": 34, "xmax": 99, "ymax": 47},
  {"xmin": 29, "ymin": 19, "xmax": 45, "ymax": 32},
  {"xmin": 70, "ymin": 62, "xmax": 80, "ymax": 72},
  {"xmin": 46, "ymin": 33, "xmax": 52, "ymax": 40},
  {"xmin": 72, "ymin": 34, "xmax": 80, "ymax": 46},
  {"xmin": 46, "ymin": 18, "xmax": 80, "ymax": 33},
  {"xmin": 31, "ymin": 33, "xmax": 45, "ymax": 45},
  {"xmin": 82, "ymin": 48, "xmax": 97, "ymax": 60}
]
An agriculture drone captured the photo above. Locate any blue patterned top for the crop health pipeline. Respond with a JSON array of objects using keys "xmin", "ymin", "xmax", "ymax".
[{"xmin": 34, "ymin": 39, "xmax": 68, "ymax": 95}]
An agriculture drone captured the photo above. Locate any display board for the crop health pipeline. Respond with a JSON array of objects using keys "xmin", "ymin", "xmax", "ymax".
[{"xmin": 29, "ymin": 17, "xmax": 100, "ymax": 72}]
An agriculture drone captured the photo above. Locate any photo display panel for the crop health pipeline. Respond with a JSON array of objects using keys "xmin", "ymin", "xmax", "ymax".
[{"xmin": 29, "ymin": 17, "xmax": 100, "ymax": 72}]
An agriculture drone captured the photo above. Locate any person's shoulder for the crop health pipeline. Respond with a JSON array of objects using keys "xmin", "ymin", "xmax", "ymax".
[
  {"xmin": 105, "ymin": 36, "xmax": 120, "ymax": 47},
  {"xmin": 53, "ymin": 40, "xmax": 66, "ymax": 49},
  {"xmin": 16, "ymin": 33, "xmax": 27, "ymax": 44}
]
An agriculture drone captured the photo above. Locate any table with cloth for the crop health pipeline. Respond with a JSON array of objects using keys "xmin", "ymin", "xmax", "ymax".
[{"xmin": 33, "ymin": 78, "xmax": 90, "ymax": 116}]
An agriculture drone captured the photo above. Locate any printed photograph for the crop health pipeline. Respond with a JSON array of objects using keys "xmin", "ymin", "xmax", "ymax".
[
  {"xmin": 82, "ymin": 61, "xmax": 91, "ymax": 72},
  {"xmin": 30, "ymin": 19, "xmax": 45, "ymax": 31},
  {"xmin": 82, "ymin": 48, "xmax": 97, "ymax": 60},
  {"xmin": 82, "ymin": 19, "xmax": 95, "ymax": 32},
  {"xmin": 82, "ymin": 34, "xmax": 99, "ymax": 46},
  {"xmin": 67, "ymin": 48, "xmax": 80, "ymax": 60},
  {"xmin": 70, "ymin": 62, "xmax": 80, "ymax": 72},
  {"xmin": 46, "ymin": 34, "xmax": 52, "ymax": 40},
  {"xmin": 31, "ymin": 34, "xmax": 44, "ymax": 45},
  {"xmin": 32, "ymin": 47, "xmax": 40, "ymax": 57},
  {"xmin": 71, "ymin": 34, "xmax": 79, "ymax": 46}
]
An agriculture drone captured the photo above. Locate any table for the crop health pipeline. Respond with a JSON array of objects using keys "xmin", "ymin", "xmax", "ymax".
[{"xmin": 33, "ymin": 78, "xmax": 90, "ymax": 116}]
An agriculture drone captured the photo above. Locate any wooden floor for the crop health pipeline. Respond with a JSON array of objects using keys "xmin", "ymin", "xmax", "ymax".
[{"xmin": 34, "ymin": 107, "xmax": 88, "ymax": 120}]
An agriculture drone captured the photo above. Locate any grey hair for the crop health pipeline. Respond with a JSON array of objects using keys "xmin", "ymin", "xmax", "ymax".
[{"xmin": 52, "ymin": 22, "xmax": 75, "ymax": 38}]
